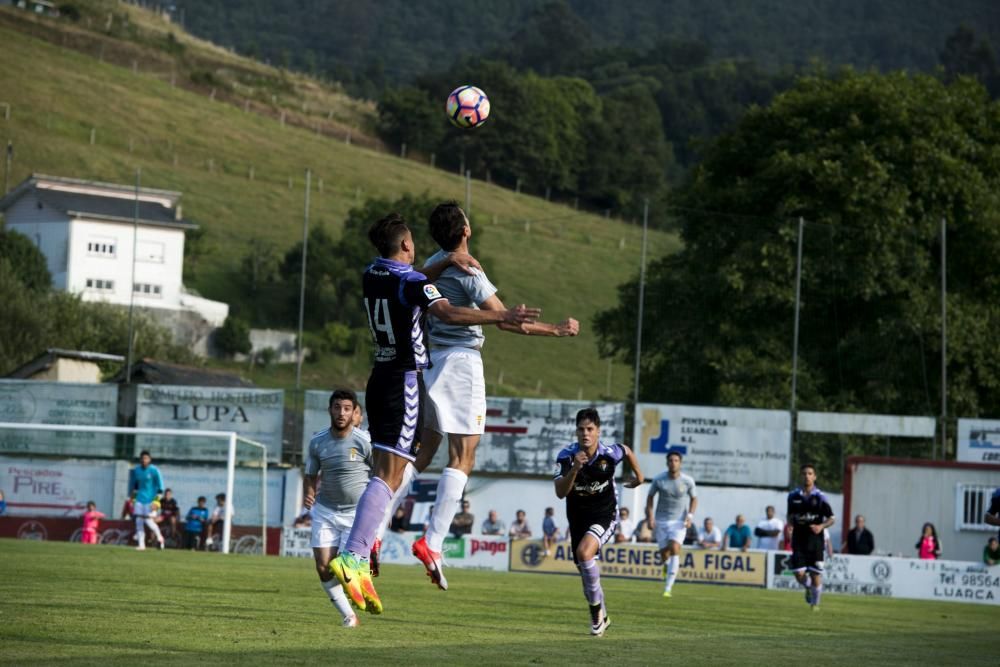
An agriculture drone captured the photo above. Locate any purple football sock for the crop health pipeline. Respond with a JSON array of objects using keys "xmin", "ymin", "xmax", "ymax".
[
  {"xmin": 578, "ymin": 559, "xmax": 604, "ymax": 606},
  {"xmin": 812, "ymin": 583, "xmax": 822, "ymax": 605},
  {"xmin": 344, "ymin": 477, "xmax": 393, "ymax": 557}
]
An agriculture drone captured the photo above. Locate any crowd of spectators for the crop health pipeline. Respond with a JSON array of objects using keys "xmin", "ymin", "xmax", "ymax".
[{"xmin": 78, "ymin": 490, "xmax": 231, "ymax": 550}]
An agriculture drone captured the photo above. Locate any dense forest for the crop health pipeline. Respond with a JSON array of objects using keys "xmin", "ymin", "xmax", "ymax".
[
  {"xmin": 173, "ymin": 1, "xmax": 1000, "ymax": 228},
  {"xmin": 179, "ymin": 0, "xmax": 1000, "ymax": 89}
]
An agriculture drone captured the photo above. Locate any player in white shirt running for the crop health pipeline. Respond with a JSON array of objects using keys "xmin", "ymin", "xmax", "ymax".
[
  {"xmin": 405, "ymin": 203, "xmax": 580, "ymax": 591},
  {"xmin": 645, "ymin": 450, "xmax": 698, "ymax": 597},
  {"xmin": 304, "ymin": 389, "xmax": 373, "ymax": 627}
]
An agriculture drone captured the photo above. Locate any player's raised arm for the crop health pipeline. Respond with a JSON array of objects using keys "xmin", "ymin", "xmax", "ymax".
[
  {"xmin": 428, "ymin": 299, "xmax": 540, "ymax": 327},
  {"xmin": 477, "ymin": 294, "xmax": 579, "ymax": 337},
  {"xmin": 421, "ymin": 251, "xmax": 482, "ymax": 281},
  {"xmin": 620, "ymin": 444, "xmax": 644, "ymax": 487}
]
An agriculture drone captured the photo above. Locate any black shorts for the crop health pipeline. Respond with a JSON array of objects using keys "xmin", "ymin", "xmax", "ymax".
[
  {"xmin": 568, "ymin": 511, "xmax": 618, "ymax": 564},
  {"xmin": 366, "ymin": 369, "xmax": 424, "ymax": 462},
  {"xmin": 788, "ymin": 546, "xmax": 825, "ymax": 573}
]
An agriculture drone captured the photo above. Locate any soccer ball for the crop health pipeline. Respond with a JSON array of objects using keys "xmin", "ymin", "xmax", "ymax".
[{"xmin": 446, "ymin": 85, "xmax": 490, "ymax": 129}]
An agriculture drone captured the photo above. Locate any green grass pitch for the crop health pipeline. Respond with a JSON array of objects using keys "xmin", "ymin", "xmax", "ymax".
[{"xmin": 0, "ymin": 539, "xmax": 996, "ymax": 665}]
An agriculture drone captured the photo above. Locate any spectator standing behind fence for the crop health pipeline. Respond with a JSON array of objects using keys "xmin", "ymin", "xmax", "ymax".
[
  {"xmin": 633, "ymin": 517, "xmax": 655, "ymax": 543},
  {"xmin": 698, "ymin": 518, "xmax": 722, "ymax": 549},
  {"xmin": 184, "ymin": 497, "xmax": 209, "ymax": 550},
  {"xmin": 722, "ymin": 515, "xmax": 752, "ymax": 552},
  {"xmin": 81, "ymin": 501, "xmax": 105, "ymax": 544},
  {"xmin": 984, "ymin": 537, "xmax": 1000, "ymax": 566},
  {"xmin": 844, "ymin": 515, "xmax": 875, "ymax": 555},
  {"xmin": 158, "ymin": 488, "xmax": 180, "ymax": 543},
  {"xmin": 207, "ymin": 493, "xmax": 230, "ymax": 550},
  {"xmin": 754, "ymin": 506, "xmax": 784, "ymax": 550},
  {"xmin": 0, "ymin": 489, "xmax": 6, "ymax": 515},
  {"xmin": 543, "ymin": 507, "xmax": 560, "ymax": 554},
  {"xmin": 481, "ymin": 510, "xmax": 505, "ymax": 535},
  {"xmin": 986, "ymin": 488, "xmax": 1000, "ymax": 539},
  {"xmin": 916, "ymin": 522, "xmax": 942, "ymax": 560},
  {"xmin": 615, "ymin": 507, "xmax": 635, "ymax": 544},
  {"xmin": 509, "ymin": 510, "xmax": 532, "ymax": 538},
  {"xmin": 450, "ymin": 500, "xmax": 474, "ymax": 537}
]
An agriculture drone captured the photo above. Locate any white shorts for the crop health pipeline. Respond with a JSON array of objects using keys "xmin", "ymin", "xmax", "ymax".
[
  {"xmin": 424, "ymin": 347, "xmax": 487, "ymax": 435},
  {"xmin": 310, "ymin": 502, "xmax": 355, "ymax": 550},
  {"xmin": 133, "ymin": 501, "xmax": 157, "ymax": 519},
  {"xmin": 655, "ymin": 519, "xmax": 687, "ymax": 549}
]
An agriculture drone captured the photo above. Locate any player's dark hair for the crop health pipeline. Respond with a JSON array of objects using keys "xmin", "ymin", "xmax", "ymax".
[
  {"xmin": 216, "ymin": 493, "xmax": 226, "ymax": 501},
  {"xmin": 800, "ymin": 463, "xmax": 816, "ymax": 474},
  {"xmin": 139, "ymin": 450, "xmax": 151, "ymax": 458},
  {"xmin": 429, "ymin": 202, "xmax": 468, "ymax": 251},
  {"xmin": 197, "ymin": 496, "xmax": 207, "ymax": 503},
  {"xmin": 368, "ymin": 212, "xmax": 410, "ymax": 257},
  {"xmin": 329, "ymin": 388, "xmax": 358, "ymax": 408},
  {"xmin": 575, "ymin": 407, "xmax": 601, "ymax": 427},
  {"xmin": 667, "ymin": 449, "xmax": 683, "ymax": 460}
]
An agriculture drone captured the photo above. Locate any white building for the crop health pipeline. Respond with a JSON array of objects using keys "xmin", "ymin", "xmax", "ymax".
[{"xmin": 0, "ymin": 174, "xmax": 228, "ymax": 339}]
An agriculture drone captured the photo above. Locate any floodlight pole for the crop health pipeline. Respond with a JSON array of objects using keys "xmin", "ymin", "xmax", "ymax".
[
  {"xmin": 295, "ymin": 169, "xmax": 311, "ymax": 391},
  {"xmin": 633, "ymin": 198, "xmax": 649, "ymax": 404},
  {"xmin": 465, "ymin": 169, "xmax": 471, "ymax": 214},
  {"xmin": 125, "ymin": 168, "xmax": 140, "ymax": 383},
  {"xmin": 938, "ymin": 217, "xmax": 947, "ymax": 460},
  {"xmin": 789, "ymin": 218, "xmax": 805, "ymax": 468}
]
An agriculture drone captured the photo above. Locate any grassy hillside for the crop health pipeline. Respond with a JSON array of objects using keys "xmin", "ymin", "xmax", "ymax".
[{"xmin": 0, "ymin": 14, "xmax": 676, "ymax": 400}]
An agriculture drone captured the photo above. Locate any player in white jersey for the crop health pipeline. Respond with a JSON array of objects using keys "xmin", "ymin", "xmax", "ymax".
[
  {"xmin": 408, "ymin": 202, "xmax": 580, "ymax": 590},
  {"xmin": 304, "ymin": 389, "xmax": 373, "ymax": 627},
  {"xmin": 645, "ymin": 450, "xmax": 698, "ymax": 597}
]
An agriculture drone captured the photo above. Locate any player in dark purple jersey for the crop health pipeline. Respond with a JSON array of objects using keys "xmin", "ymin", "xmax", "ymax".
[
  {"xmin": 330, "ymin": 212, "xmax": 540, "ymax": 614},
  {"xmin": 554, "ymin": 408, "xmax": 644, "ymax": 636},
  {"xmin": 786, "ymin": 463, "xmax": 836, "ymax": 610}
]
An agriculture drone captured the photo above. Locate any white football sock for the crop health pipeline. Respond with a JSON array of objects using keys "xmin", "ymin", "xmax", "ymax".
[
  {"xmin": 425, "ymin": 467, "xmax": 468, "ymax": 553},
  {"xmin": 665, "ymin": 554, "xmax": 679, "ymax": 591},
  {"xmin": 376, "ymin": 462, "xmax": 416, "ymax": 541},
  {"xmin": 135, "ymin": 516, "xmax": 146, "ymax": 542},
  {"xmin": 145, "ymin": 518, "xmax": 164, "ymax": 543},
  {"xmin": 322, "ymin": 579, "xmax": 355, "ymax": 620}
]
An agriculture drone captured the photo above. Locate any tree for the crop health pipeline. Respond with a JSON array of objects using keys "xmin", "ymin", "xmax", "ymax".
[
  {"xmin": 0, "ymin": 259, "xmax": 195, "ymax": 374},
  {"xmin": 595, "ymin": 70, "xmax": 1000, "ymax": 456},
  {"xmin": 0, "ymin": 229, "xmax": 51, "ymax": 292},
  {"xmin": 940, "ymin": 26, "xmax": 999, "ymax": 97},
  {"xmin": 376, "ymin": 86, "xmax": 445, "ymax": 155},
  {"xmin": 215, "ymin": 316, "xmax": 252, "ymax": 357}
]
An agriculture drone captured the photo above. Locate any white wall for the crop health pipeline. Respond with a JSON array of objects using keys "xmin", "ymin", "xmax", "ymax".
[
  {"xmin": 68, "ymin": 219, "xmax": 185, "ymax": 309},
  {"xmin": 849, "ymin": 461, "xmax": 1000, "ymax": 561}
]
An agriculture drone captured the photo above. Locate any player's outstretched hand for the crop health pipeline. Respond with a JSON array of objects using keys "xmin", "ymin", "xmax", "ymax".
[
  {"xmin": 449, "ymin": 252, "xmax": 482, "ymax": 274},
  {"xmin": 556, "ymin": 318, "xmax": 580, "ymax": 337},
  {"xmin": 623, "ymin": 475, "xmax": 643, "ymax": 489},
  {"xmin": 504, "ymin": 304, "xmax": 541, "ymax": 326}
]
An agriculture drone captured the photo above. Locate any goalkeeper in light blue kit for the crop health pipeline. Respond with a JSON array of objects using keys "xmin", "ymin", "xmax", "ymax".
[{"xmin": 128, "ymin": 450, "xmax": 165, "ymax": 551}]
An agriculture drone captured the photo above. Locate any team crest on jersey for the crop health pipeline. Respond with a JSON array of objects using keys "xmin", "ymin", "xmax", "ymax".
[
  {"xmin": 349, "ymin": 448, "xmax": 358, "ymax": 461},
  {"xmin": 476, "ymin": 415, "xmax": 483, "ymax": 426},
  {"xmin": 598, "ymin": 460, "xmax": 608, "ymax": 472},
  {"xmin": 423, "ymin": 284, "xmax": 443, "ymax": 300}
]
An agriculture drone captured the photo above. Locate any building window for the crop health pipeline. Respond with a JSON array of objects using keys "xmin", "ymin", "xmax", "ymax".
[
  {"xmin": 85, "ymin": 278, "xmax": 115, "ymax": 292},
  {"xmin": 133, "ymin": 282, "xmax": 162, "ymax": 297},
  {"xmin": 86, "ymin": 238, "xmax": 116, "ymax": 257},
  {"xmin": 137, "ymin": 240, "xmax": 165, "ymax": 263},
  {"xmin": 956, "ymin": 484, "xmax": 997, "ymax": 531}
]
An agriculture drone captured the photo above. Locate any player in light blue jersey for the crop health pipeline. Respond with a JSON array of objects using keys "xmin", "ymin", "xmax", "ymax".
[
  {"xmin": 128, "ymin": 450, "xmax": 165, "ymax": 551},
  {"xmin": 409, "ymin": 202, "xmax": 580, "ymax": 590},
  {"xmin": 305, "ymin": 389, "xmax": 373, "ymax": 627}
]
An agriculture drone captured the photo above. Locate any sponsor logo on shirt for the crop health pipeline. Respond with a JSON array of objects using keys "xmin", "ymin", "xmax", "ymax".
[{"xmin": 423, "ymin": 284, "xmax": 443, "ymax": 300}]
